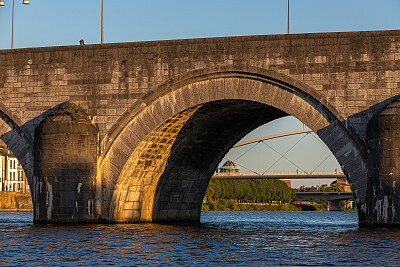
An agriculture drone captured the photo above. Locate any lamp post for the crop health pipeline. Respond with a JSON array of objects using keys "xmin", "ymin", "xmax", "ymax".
[
  {"xmin": 0, "ymin": 0, "xmax": 30, "ymax": 49},
  {"xmin": 101, "ymin": 0, "xmax": 104, "ymax": 44},
  {"xmin": 288, "ymin": 0, "xmax": 290, "ymax": 34}
]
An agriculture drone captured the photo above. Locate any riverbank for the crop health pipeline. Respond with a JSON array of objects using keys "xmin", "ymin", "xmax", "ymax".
[
  {"xmin": 202, "ymin": 199, "xmax": 356, "ymax": 211},
  {"xmin": 0, "ymin": 192, "xmax": 33, "ymax": 211},
  {"xmin": 202, "ymin": 199, "xmax": 301, "ymax": 211},
  {"xmin": 0, "ymin": 209, "xmax": 33, "ymax": 212}
]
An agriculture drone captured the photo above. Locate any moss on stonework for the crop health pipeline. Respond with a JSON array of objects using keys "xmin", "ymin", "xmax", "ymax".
[{"xmin": 48, "ymin": 102, "xmax": 89, "ymax": 123}]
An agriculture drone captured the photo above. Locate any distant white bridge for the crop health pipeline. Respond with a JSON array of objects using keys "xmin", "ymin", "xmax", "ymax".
[
  {"xmin": 211, "ymin": 171, "xmax": 345, "ymax": 180},
  {"xmin": 233, "ymin": 129, "xmax": 312, "ymax": 148},
  {"xmin": 220, "ymin": 129, "xmax": 344, "ymax": 181}
]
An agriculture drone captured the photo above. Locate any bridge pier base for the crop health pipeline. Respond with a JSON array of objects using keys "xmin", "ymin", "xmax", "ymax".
[
  {"xmin": 33, "ymin": 102, "xmax": 100, "ymax": 223},
  {"xmin": 363, "ymin": 97, "xmax": 400, "ymax": 227},
  {"xmin": 327, "ymin": 200, "xmax": 342, "ymax": 211}
]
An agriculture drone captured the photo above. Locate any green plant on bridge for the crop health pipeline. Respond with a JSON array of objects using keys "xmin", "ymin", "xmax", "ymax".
[{"xmin": 62, "ymin": 103, "xmax": 88, "ymax": 122}]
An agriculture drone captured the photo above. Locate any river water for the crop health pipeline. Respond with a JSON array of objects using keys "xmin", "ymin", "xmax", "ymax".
[{"xmin": 1, "ymin": 211, "xmax": 400, "ymax": 266}]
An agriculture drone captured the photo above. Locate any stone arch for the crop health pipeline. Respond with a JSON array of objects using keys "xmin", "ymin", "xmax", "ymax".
[
  {"xmin": 0, "ymin": 101, "xmax": 23, "ymax": 126},
  {"xmin": 99, "ymin": 67, "xmax": 367, "ymax": 223},
  {"xmin": 0, "ymin": 105, "xmax": 34, "ymax": 188}
]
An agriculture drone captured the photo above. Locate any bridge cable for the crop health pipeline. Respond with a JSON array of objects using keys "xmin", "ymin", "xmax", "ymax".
[
  {"xmin": 309, "ymin": 131, "xmax": 330, "ymax": 149},
  {"xmin": 260, "ymin": 132, "xmax": 310, "ymax": 174},
  {"xmin": 223, "ymin": 131, "xmax": 327, "ymax": 176},
  {"xmin": 310, "ymin": 152, "xmax": 334, "ymax": 174},
  {"xmin": 230, "ymin": 142, "xmax": 260, "ymax": 163},
  {"xmin": 228, "ymin": 161, "xmax": 265, "ymax": 176},
  {"xmin": 221, "ymin": 140, "xmax": 270, "ymax": 175},
  {"xmin": 307, "ymin": 132, "xmax": 341, "ymax": 174}
]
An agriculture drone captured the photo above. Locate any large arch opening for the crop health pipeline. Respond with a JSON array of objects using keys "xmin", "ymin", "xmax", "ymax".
[
  {"xmin": 204, "ymin": 115, "xmax": 353, "ymax": 214},
  {"xmin": 101, "ymin": 69, "xmax": 367, "ymax": 223},
  {"xmin": 217, "ymin": 116, "xmax": 344, "ymax": 188},
  {"xmin": 114, "ymin": 100, "xmax": 288, "ymax": 221}
]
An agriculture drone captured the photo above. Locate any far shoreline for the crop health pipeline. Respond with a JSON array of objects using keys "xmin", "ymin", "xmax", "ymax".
[{"xmin": 0, "ymin": 209, "xmax": 33, "ymax": 212}]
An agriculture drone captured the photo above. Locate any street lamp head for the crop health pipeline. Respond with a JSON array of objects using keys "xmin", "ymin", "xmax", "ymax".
[{"xmin": 0, "ymin": 0, "xmax": 29, "ymax": 6}]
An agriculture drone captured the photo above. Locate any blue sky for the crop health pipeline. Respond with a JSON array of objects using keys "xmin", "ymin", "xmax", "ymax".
[
  {"xmin": 1, "ymin": 0, "xmax": 399, "ymax": 49},
  {"xmin": 1, "ymin": 0, "xmax": 400, "ymax": 187}
]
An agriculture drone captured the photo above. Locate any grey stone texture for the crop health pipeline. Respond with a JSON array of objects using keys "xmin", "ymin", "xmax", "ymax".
[
  {"xmin": 366, "ymin": 96, "xmax": 400, "ymax": 226},
  {"xmin": 33, "ymin": 102, "xmax": 98, "ymax": 223},
  {"xmin": 0, "ymin": 30, "xmax": 400, "ymax": 225}
]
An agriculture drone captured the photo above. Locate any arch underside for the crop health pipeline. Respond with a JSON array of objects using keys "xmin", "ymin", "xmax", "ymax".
[
  {"xmin": 0, "ymin": 111, "xmax": 34, "ymax": 192},
  {"xmin": 102, "ymin": 73, "xmax": 367, "ymax": 222}
]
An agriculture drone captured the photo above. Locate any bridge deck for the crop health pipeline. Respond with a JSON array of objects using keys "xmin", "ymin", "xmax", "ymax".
[
  {"xmin": 296, "ymin": 192, "xmax": 353, "ymax": 200},
  {"xmin": 211, "ymin": 171, "xmax": 345, "ymax": 180}
]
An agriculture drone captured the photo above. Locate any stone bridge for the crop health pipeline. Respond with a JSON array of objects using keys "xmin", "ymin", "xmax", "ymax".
[
  {"xmin": 296, "ymin": 192, "xmax": 354, "ymax": 211},
  {"xmin": 1, "ymin": 30, "xmax": 400, "ymax": 226}
]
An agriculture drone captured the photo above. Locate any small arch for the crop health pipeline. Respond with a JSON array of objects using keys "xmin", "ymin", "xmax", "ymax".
[
  {"xmin": 0, "ymin": 104, "xmax": 34, "ymax": 212},
  {"xmin": 99, "ymin": 67, "xmax": 367, "ymax": 222},
  {"xmin": 0, "ymin": 106, "xmax": 33, "ymax": 178}
]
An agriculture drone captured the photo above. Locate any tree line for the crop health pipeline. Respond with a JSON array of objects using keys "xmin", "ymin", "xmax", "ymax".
[
  {"xmin": 205, "ymin": 179, "xmax": 296, "ymax": 203},
  {"xmin": 310, "ymin": 184, "xmax": 345, "ymax": 192}
]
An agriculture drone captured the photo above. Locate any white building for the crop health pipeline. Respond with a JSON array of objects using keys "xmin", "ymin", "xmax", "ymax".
[{"xmin": 0, "ymin": 148, "xmax": 29, "ymax": 193}]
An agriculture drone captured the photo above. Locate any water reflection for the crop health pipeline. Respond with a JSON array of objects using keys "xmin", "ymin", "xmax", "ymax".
[{"xmin": 1, "ymin": 211, "xmax": 400, "ymax": 265}]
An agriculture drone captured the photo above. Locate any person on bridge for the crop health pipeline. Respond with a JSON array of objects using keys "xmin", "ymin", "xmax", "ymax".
[{"xmin": 79, "ymin": 40, "xmax": 85, "ymax": 45}]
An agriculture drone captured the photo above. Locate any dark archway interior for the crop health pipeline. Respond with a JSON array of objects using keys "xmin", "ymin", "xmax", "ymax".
[{"xmin": 152, "ymin": 100, "xmax": 288, "ymax": 221}]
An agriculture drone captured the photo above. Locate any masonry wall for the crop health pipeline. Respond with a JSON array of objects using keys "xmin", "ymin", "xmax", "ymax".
[
  {"xmin": 0, "ymin": 191, "xmax": 32, "ymax": 210},
  {"xmin": 0, "ymin": 30, "xmax": 400, "ymax": 148},
  {"xmin": 33, "ymin": 102, "xmax": 99, "ymax": 223}
]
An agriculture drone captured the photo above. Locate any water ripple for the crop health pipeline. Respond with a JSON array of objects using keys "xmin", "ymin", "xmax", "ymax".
[{"xmin": 1, "ymin": 211, "xmax": 400, "ymax": 266}]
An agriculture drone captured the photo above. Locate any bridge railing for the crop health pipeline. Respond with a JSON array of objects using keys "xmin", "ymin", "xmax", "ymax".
[{"xmin": 213, "ymin": 171, "xmax": 344, "ymax": 177}]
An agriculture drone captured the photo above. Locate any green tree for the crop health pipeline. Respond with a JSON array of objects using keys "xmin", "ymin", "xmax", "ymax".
[{"xmin": 205, "ymin": 179, "xmax": 296, "ymax": 203}]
